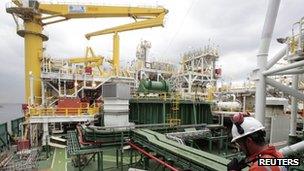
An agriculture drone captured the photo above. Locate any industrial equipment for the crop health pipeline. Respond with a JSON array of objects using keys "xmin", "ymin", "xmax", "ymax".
[
  {"xmin": 130, "ymin": 40, "xmax": 175, "ymax": 88},
  {"xmin": 85, "ymin": 10, "xmax": 168, "ymax": 75},
  {"xmin": 6, "ymin": 0, "xmax": 169, "ymax": 146},
  {"xmin": 68, "ymin": 47, "xmax": 104, "ymax": 75},
  {"xmin": 138, "ymin": 79, "xmax": 170, "ymax": 93},
  {"xmin": 6, "ymin": 0, "xmax": 168, "ymax": 103},
  {"xmin": 169, "ymin": 42, "xmax": 220, "ymax": 99}
]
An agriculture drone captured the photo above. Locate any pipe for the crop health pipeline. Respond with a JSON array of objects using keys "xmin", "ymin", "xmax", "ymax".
[
  {"xmin": 127, "ymin": 141, "xmax": 179, "ymax": 171},
  {"xmin": 266, "ymin": 78, "xmax": 304, "ymax": 100},
  {"xmin": 76, "ymin": 125, "xmax": 103, "ymax": 145},
  {"xmin": 290, "ymin": 75, "xmax": 299, "ymax": 136},
  {"xmin": 255, "ymin": 0, "xmax": 281, "ymax": 125},
  {"xmin": 42, "ymin": 122, "xmax": 49, "ymax": 146},
  {"xmin": 279, "ymin": 141, "xmax": 304, "ymax": 157},
  {"xmin": 271, "ymin": 68, "xmax": 304, "ymax": 75},
  {"xmin": 166, "ymin": 134, "xmax": 184, "ymax": 144},
  {"xmin": 41, "ymin": 81, "xmax": 45, "ymax": 106},
  {"xmin": 263, "ymin": 59, "xmax": 304, "ymax": 76},
  {"xmin": 266, "ymin": 46, "xmax": 287, "ymax": 70},
  {"xmin": 88, "ymin": 123, "xmax": 206, "ymax": 131},
  {"xmin": 231, "ymin": 94, "xmax": 236, "ymax": 102},
  {"xmin": 242, "ymin": 96, "xmax": 246, "ymax": 113}
]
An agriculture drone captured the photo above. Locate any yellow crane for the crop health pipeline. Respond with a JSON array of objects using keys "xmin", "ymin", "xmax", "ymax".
[
  {"xmin": 6, "ymin": 0, "xmax": 168, "ymax": 103},
  {"xmin": 68, "ymin": 47, "xmax": 104, "ymax": 75},
  {"xmin": 85, "ymin": 12, "xmax": 167, "ymax": 75}
]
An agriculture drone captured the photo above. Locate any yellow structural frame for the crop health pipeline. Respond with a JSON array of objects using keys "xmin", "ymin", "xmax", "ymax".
[
  {"xmin": 6, "ymin": 1, "xmax": 168, "ymax": 103},
  {"xmin": 85, "ymin": 13, "xmax": 166, "ymax": 75}
]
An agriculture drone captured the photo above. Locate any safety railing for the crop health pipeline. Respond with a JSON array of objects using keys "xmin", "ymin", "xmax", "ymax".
[{"xmin": 27, "ymin": 107, "xmax": 100, "ymax": 117}]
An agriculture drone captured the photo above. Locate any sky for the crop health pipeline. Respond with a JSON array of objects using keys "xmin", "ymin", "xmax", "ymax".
[{"xmin": 0, "ymin": 0, "xmax": 303, "ymax": 103}]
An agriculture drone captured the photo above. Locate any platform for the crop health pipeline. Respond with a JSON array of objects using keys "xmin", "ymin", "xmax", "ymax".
[{"xmin": 29, "ymin": 115, "xmax": 95, "ymax": 124}]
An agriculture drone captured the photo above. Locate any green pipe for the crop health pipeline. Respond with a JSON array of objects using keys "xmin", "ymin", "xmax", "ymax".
[
  {"xmin": 116, "ymin": 149, "xmax": 119, "ymax": 168},
  {"xmin": 193, "ymin": 103, "xmax": 197, "ymax": 124},
  {"xmin": 130, "ymin": 149, "xmax": 133, "ymax": 166},
  {"xmin": 97, "ymin": 152, "xmax": 102, "ymax": 171},
  {"xmin": 78, "ymin": 155, "xmax": 81, "ymax": 171},
  {"xmin": 162, "ymin": 102, "xmax": 166, "ymax": 124},
  {"xmin": 120, "ymin": 132, "xmax": 124, "ymax": 171},
  {"xmin": 120, "ymin": 149, "xmax": 123, "ymax": 171}
]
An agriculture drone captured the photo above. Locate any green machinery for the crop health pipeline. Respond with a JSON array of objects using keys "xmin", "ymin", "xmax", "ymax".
[
  {"xmin": 129, "ymin": 99, "xmax": 213, "ymax": 125},
  {"xmin": 0, "ymin": 123, "xmax": 9, "ymax": 152},
  {"xmin": 129, "ymin": 129, "xmax": 229, "ymax": 171},
  {"xmin": 67, "ymin": 130, "xmax": 103, "ymax": 171},
  {"xmin": 0, "ymin": 117, "xmax": 24, "ymax": 152},
  {"xmin": 11, "ymin": 117, "xmax": 25, "ymax": 137},
  {"xmin": 133, "ymin": 79, "xmax": 213, "ymax": 125},
  {"xmin": 80, "ymin": 123, "xmax": 206, "ymax": 143},
  {"xmin": 138, "ymin": 79, "xmax": 170, "ymax": 93},
  {"xmin": 73, "ymin": 124, "xmax": 230, "ymax": 171}
]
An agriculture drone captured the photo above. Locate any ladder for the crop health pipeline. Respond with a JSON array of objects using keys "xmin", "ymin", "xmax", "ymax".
[{"xmin": 167, "ymin": 93, "xmax": 181, "ymax": 126}]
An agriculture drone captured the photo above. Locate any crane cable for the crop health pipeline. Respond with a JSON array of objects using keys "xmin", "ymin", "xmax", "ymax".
[{"xmin": 161, "ymin": 0, "xmax": 198, "ymax": 58}]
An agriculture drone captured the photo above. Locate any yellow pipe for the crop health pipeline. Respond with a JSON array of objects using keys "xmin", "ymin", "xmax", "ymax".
[
  {"xmin": 113, "ymin": 32, "xmax": 120, "ymax": 75},
  {"xmin": 24, "ymin": 21, "xmax": 43, "ymax": 103}
]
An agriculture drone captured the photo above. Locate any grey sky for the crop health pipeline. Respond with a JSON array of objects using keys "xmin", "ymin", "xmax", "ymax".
[{"xmin": 0, "ymin": 0, "xmax": 303, "ymax": 103}]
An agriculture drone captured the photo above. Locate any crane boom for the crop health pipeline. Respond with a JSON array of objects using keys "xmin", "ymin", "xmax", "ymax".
[
  {"xmin": 38, "ymin": 4, "xmax": 167, "ymax": 19},
  {"xmin": 84, "ymin": 11, "xmax": 167, "ymax": 75},
  {"xmin": 85, "ymin": 13, "xmax": 166, "ymax": 39},
  {"xmin": 6, "ymin": 0, "xmax": 168, "ymax": 102}
]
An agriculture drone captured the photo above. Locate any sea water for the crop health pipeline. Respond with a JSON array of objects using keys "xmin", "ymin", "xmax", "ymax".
[{"xmin": 0, "ymin": 103, "xmax": 23, "ymax": 132}]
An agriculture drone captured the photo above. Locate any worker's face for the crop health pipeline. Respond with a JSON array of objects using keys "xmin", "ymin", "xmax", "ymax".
[{"xmin": 235, "ymin": 137, "xmax": 250, "ymax": 156}]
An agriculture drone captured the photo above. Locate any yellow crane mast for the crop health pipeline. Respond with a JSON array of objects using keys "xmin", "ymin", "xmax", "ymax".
[
  {"xmin": 6, "ymin": 0, "xmax": 168, "ymax": 103},
  {"xmin": 85, "ymin": 12, "xmax": 167, "ymax": 75}
]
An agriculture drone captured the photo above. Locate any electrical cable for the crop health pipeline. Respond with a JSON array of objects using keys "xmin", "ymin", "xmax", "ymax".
[{"xmin": 161, "ymin": 0, "xmax": 198, "ymax": 58}]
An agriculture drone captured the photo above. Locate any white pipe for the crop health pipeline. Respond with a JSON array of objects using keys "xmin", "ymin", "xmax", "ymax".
[
  {"xmin": 255, "ymin": 0, "xmax": 281, "ymax": 124},
  {"xmin": 298, "ymin": 20, "xmax": 302, "ymax": 52},
  {"xmin": 290, "ymin": 75, "xmax": 299, "ymax": 136},
  {"xmin": 263, "ymin": 59, "xmax": 304, "ymax": 76},
  {"xmin": 266, "ymin": 46, "xmax": 287, "ymax": 70},
  {"xmin": 231, "ymin": 94, "xmax": 236, "ymax": 102},
  {"xmin": 41, "ymin": 81, "xmax": 45, "ymax": 106},
  {"xmin": 279, "ymin": 140, "xmax": 304, "ymax": 156},
  {"xmin": 42, "ymin": 123, "xmax": 49, "ymax": 146},
  {"xmin": 243, "ymin": 96, "xmax": 246, "ymax": 113},
  {"xmin": 271, "ymin": 68, "xmax": 304, "ymax": 75},
  {"xmin": 266, "ymin": 78, "xmax": 304, "ymax": 100},
  {"xmin": 64, "ymin": 80, "xmax": 67, "ymax": 96}
]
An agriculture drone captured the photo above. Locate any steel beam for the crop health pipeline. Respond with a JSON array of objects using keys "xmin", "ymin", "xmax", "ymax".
[
  {"xmin": 280, "ymin": 140, "xmax": 304, "ymax": 156},
  {"xmin": 266, "ymin": 46, "xmax": 287, "ymax": 70},
  {"xmin": 266, "ymin": 78, "xmax": 304, "ymax": 100},
  {"xmin": 271, "ymin": 68, "xmax": 304, "ymax": 75},
  {"xmin": 263, "ymin": 59, "xmax": 304, "ymax": 76},
  {"xmin": 255, "ymin": 0, "xmax": 281, "ymax": 124},
  {"xmin": 290, "ymin": 75, "xmax": 299, "ymax": 136}
]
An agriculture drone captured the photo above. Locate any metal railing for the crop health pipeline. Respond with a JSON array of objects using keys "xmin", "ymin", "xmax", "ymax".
[{"xmin": 27, "ymin": 107, "xmax": 100, "ymax": 116}]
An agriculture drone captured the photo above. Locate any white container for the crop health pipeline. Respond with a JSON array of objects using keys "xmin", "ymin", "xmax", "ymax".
[{"xmin": 217, "ymin": 101, "xmax": 242, "ymax": 110}]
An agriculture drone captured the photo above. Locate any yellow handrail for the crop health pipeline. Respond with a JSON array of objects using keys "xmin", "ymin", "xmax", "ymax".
[{"xmin": 27, "ymin": 107, "xmax": 100, "ymax": 117}]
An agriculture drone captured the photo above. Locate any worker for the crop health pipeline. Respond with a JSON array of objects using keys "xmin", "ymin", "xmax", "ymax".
[{"xmin": 227, "ymin": 113, "xmax": 286, "ymax": 171}]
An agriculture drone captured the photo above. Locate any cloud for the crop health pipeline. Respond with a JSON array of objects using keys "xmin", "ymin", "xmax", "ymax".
[{"xmin": 1, "ymin": 0, "xmax": 304, "ymax": 103}]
